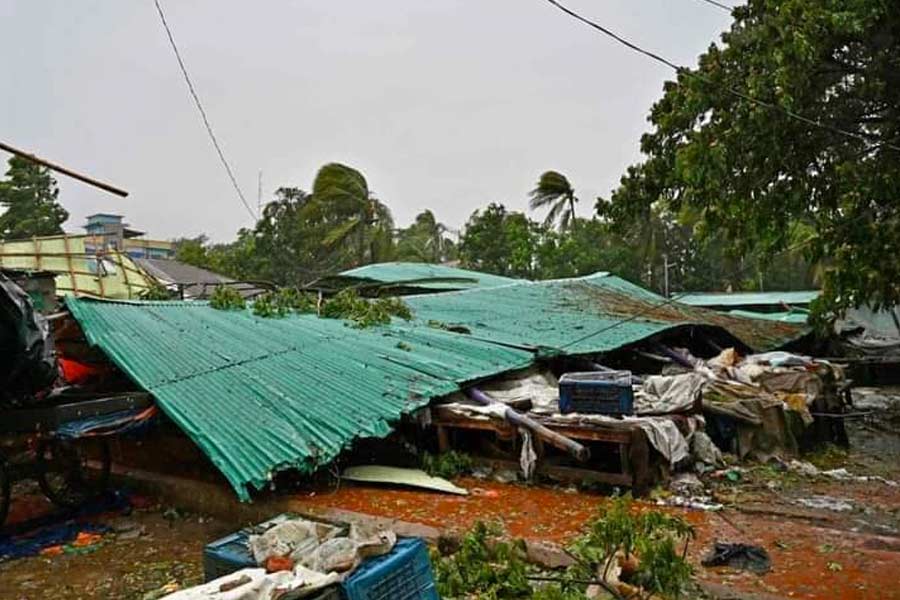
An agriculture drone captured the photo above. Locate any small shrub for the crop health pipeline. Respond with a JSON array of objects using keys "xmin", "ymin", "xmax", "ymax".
[{"xmin": 422, "ymin": 451, "xmax": 473, "ymax": 479}]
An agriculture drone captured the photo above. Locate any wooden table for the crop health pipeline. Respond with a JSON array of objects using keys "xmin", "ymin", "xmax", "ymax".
[{"xmin": 430, "ymin": 405, "xmax": 660, "ymax": 495}]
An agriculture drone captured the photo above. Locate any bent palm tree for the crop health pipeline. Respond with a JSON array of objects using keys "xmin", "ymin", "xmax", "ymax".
[
  {"xmin": 528, "ymin": 171, "xmax": 578, "ymax": 231},
  {"xmin": 312, "ymin": 162, "xmax": 395, "ymax": 265}
]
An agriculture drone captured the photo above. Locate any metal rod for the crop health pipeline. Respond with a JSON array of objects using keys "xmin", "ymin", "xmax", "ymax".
[
  {"xmin": 0, "ymin": 141, "xmax": 128, "ymax": 197},
  {"xmin": 590, "ymin": 362, "xmax": 644, "ymax": 385},
  {"xmin": 468, "ymin": 388, "xmax": 591, "ymax": 462}
]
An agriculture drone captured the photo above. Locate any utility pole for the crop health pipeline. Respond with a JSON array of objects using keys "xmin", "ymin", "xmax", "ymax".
[
  {"xmin": 663, "ymin": 253, "xmax": 670, "ymax": 298},
  {"xmin": 257, "ymin": 170, "xmax": 263, "ymax": 214}
]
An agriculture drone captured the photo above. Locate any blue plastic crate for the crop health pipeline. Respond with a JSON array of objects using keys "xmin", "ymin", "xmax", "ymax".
[
  {"xmin": 202, "ymin": 529, "xmax": 341, "ymax": 599},
  {"xmin": 203, "ymin": 513, "xmax": 300, "ymax": 582},
  {"xmin": 203, "ymin": 529, "xmax": 256, "ymax": 582},
  {"xmin": 342, "ymin": 538, "xmax": 438, "ymax": 600},
  {"xmin": 558, "ymin": 371, "xmax": 634, "ymax": 415}
]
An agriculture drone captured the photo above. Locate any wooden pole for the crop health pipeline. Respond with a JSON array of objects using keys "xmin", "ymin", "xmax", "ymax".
[
  {"xmin": 0, "ymin": 141, "xmax": 128, "ymax": 198},
  {"xmin": 468, "ymin": 388, "xmax": 591, "ymax": 462}
]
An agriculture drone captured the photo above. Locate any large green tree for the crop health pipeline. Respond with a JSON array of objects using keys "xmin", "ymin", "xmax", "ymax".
[
  {"xmin": 312, "ymin": 163, "xmax": 394, "ymax": 267},
  {"xmin": 459, "ymin": 203, "xmax": 539, "ymax": 278},
  {"xmin": 0, "ymin": 156, "xmax": 69, "ymax": 239},
  {"xmin": 174, "ymin": 164, "xmax": 397, "ymax": 286},
  {"xmin": 604, "ymin": 0, "xmax": 900, "ymax": 315}
]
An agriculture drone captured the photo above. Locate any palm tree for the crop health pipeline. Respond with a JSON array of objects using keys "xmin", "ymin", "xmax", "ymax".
[
  {"xmin": 312, "ymin": 163, "xmax": 395, "ymax": 265},
  {"xmin": 528, "ymin": 171, "xmax": 578, "ymax": 231}
]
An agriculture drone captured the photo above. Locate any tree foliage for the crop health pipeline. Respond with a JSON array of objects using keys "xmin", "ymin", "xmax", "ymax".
[
  {"xmin": 0, "ymin": 156, "xmax": 69, "ymax": 240},
  {"xmin": 312, "ymin": 163, "xmax": 395, "ymax": 267},
  {"xmin": 395, "ymin": 210, "xmax": 457, "ymax": 263},
  {"xmin": 604, "ymin": 0, "xmax": 900, "ymax": 315},
  {"xmin": 458, "ymin": 203, "xmax": 540, "ymax": 278},
  {"xmin": 529, "ymin": 170, "xmax": 578, "ymax": 231},
  {"xmin": 175, "ymin": 164, "xmax": 398, "ymax": 286}
]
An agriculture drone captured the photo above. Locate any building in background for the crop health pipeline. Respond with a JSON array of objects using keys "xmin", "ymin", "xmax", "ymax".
[{"xmin": 83, "ymin": 213, "xmax": 174, "ymax": 259}]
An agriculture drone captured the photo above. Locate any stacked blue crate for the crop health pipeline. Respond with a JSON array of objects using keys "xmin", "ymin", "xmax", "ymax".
[
  {"xmin": 203, "ymin": 518, "xmax": 438, "ymax": 600},
  {"xmin": 558, "ymin": 371, "xmax": 634, "ymax": 415}
]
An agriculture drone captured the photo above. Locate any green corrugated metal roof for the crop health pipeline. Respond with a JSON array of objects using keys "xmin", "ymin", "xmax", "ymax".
[
  {"xmin": 66, "ymin": 270, "xmax": 807, "ymax": 501},
  {"xmin": 728, "ymin": 309, "xmax": 810, "ymax": 324},
  {"xmin": 404, "ymin": 272, "xmax": 807, "ymax": 355},
  {"xmin": 66, "ymin": 297, "xmax": 532, "ymax": 500},
  {"xmin": 678, "ymin": 290, "xmax": 820, "ymax": 307},
  {"xmin": 340, "ymin": 262, "xmax": 520, "ymax": 290}
]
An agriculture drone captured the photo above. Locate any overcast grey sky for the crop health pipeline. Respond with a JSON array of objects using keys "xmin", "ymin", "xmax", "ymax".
[{"xmin": 1, "ymin": 1, "xmax": 733, "ymax": 242}]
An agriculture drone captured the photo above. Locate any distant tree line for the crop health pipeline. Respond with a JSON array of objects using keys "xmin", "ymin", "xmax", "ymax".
[{"xmin": 170, "ymin": 164, "xmax": 816, "ymax": 296}]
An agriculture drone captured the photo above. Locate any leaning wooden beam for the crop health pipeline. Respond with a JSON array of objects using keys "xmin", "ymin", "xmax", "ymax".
[
  {"xmin": 467, "ymin": 387, "xmax": 591, "ymax": 462},
  {"xmin": 0, "ymin": 141, "xmax": 128, "ymax": 198}
]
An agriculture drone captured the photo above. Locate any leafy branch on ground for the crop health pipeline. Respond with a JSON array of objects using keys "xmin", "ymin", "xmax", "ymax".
[
  {"xmin": 433, "ymin": 521, "xmax": 535, "ymax": 599},
  {"xmin": 422, "ymin": 451, "xmax": 473, "ymax": 479},
  {"xmin": 434, "ymin": 497, "xmax": 695, "ymax": 599},
  {"xmin": 209, "ymin": 286, "xmax": 246, "ymax": 310}
]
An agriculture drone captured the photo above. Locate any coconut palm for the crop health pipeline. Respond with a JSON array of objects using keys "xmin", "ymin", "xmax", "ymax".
[
  {"xmin": 528, "ymin": 171, "xmax": 578, "ymax": 231},
  {"xmin": 312, "ymin": 162, "xmax": 395, "ymax": 265}
]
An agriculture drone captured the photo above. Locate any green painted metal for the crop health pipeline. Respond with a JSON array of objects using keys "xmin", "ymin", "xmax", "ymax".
[
  {"xmin": 728, "ymin": 309, "xmax": 810, "ymax": 324},
  {"xmin": 65, "ymin": 271, "xmax": 806, "ymax": 501},
  {"xmin": 678, "ymin": 290, "xmax": 820, "ymax": 308},
  {"xmin": 405, "ymin": 272, "xmax": 807, "ymax": 355},
  {"xmin": 66, "ymin": 297, "xmax": 533, "ymax": 500},
  {"xmin": 341, "ymin": 262, "xmax": 519, "ymax": 290}
]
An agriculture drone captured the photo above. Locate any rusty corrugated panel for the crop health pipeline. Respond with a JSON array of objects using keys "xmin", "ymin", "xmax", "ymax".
[{"xmin": 65, "ymin": 297, "xmax": 533, "ymax": 500}]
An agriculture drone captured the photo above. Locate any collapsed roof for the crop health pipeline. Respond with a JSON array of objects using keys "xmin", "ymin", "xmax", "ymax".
[{"xmin": 65, "ymin": 268, "xmax": 807, "ymax": 500}]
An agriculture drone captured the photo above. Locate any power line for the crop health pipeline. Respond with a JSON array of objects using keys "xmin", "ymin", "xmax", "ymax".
[
  {"xmin": 694, "ymin": 0, "xmax": 734, "ymax": 12},
  {"xmin": 541, "ymin": 0, "xmax": 900, "ymax": 152},
  {"xmin": 153, "ymin": 0, "xmax": 257, "ymax": 221}
]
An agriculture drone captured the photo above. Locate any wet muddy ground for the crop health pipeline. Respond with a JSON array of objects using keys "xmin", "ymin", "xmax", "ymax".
[
  {"xmin": 1, "ymin": 391, "xmax": 898, "ymax": 599},
  {"xmin": 0, "ymin": 489, "xmax": 231, "ymax": 600}
]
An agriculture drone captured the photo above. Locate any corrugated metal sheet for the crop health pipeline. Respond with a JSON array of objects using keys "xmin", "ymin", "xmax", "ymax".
[
  {"xmin": 65, "ymin": 298, "xmax": 533, "ymax": 500},
  {"xmin": 404, "ymin": 272, "xmax": 807, "ymax": 355},
  {"xmin": 341, "ymin": 262, "xmax": 519, "ymax": 290},
  {"xmin": 0, "ymin": 235, "xmax": 153, "ymax": 299},
  {"xmin": 728, "ymin": 309, "xmax": 810, "ymax": 324},
  {"xmin": 678, "ymin": 290, "xmax": 820, "ymax": 307},
  {"xmin": 66, "ymin": 270, "xmax": 806, "ymax": 501}
]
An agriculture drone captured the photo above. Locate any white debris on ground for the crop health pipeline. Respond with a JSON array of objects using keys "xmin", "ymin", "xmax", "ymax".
[
  {"xmin": 786, "ymin": 459, "xmax": 899, "ymax": 487},
  {"xmin": 796, "ymin": 495, "xmax": 855, "ymax": 512},
  {"xmin": 851, "ymin": 387, "xmax": 900, "ymax": 411}
]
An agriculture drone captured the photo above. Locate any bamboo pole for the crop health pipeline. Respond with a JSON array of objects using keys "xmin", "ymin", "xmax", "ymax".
[{"xmin": 0, "ymin": 141, "xmax": 128, "ymax": 197}]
